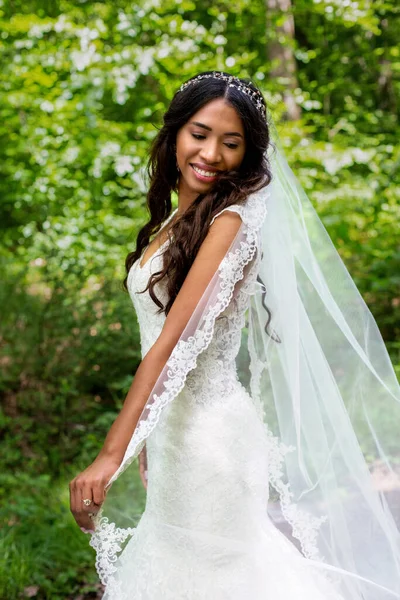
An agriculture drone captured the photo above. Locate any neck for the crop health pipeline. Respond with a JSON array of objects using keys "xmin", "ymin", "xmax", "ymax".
[{"xmin": 176, "ymin": 177, "xmax": 198, "ymax": 215}]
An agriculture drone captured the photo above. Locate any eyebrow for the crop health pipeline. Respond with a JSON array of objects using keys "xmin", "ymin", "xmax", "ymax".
[{"xmin": 190, "ymin": 121, "xmax": 243, "ymax": 139}]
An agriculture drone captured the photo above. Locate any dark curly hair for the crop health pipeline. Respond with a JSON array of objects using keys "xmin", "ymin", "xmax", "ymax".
[{"xmin": 124, "ymin": 71, "xmax": 272, "ymax": 316}]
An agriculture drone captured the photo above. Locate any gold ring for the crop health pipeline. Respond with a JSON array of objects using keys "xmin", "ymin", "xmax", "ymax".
[{"xmin": 83, "ymin": 498, "xmax": 92, "ymax": 506}]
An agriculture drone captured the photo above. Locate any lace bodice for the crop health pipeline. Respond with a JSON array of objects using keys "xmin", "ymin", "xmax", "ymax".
[
  {"xmin": 126, "ymin": 207, "xmax": 260, "ymax": 402},
  {"xmin": 128, "ymin": 256, "xmax": 249, "ymax": 414},
  {"xmin": 127, "ymin": 240, "xmax": 170, "ymax": 359}
]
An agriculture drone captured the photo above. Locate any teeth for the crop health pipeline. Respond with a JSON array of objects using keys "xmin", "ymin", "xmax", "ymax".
[{"xmin": 192, "ymin": 165, "xmax": 218, "ymax": 177}]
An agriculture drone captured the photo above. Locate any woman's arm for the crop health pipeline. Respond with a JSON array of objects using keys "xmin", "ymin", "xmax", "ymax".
[{"xmin": 70, "ymin": 211, "xmax": 242, "ymax": 531}]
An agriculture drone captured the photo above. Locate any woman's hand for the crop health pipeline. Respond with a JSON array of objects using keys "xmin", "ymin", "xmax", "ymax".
[
  {"xmin": 138, "ymin": 444, "xmax": 148, "ymax": 490},
  {"xmin": 69, "ymin": 454, "xmax": 121, "ymax": 532}
]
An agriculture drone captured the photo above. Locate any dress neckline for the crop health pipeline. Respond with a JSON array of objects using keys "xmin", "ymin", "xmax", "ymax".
[
  {"xmin": 138, "ymin": 208, "xmax": 177, "ymax": 270},
  {"xmin": 138, "ymin": 238, "xmax": 169, "ymax": 270}
]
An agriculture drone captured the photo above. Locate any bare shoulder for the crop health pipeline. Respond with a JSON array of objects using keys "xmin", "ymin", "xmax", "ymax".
[
  {"xmin": 156, "ymin": 207, "xmax": 244, "ymax": 353},
  {"xmin": 206, "ymin": 209, "xmax": 243, "ymax": 245}
]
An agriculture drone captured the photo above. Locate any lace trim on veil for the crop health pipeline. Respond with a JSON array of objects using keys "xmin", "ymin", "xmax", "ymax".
[
  {"xmin": 90, "ymin": 190, "xmax": 328, "ymax": 588},
  {"xmin": 247, "ymin": 320, "xmax": 328, "ymax": 562}
]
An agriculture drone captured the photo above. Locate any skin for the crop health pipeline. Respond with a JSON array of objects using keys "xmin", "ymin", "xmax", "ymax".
[
  {"xmin": 175, "ymin": 97, "xmax": 246, "ymax": 212},
  {"xmin": 70, "ymin": 97, "xmax": 247, "ymax": 533},
  {"xmin": 139, "ymin": 98, "xmax": 246, "ymax": 267}
]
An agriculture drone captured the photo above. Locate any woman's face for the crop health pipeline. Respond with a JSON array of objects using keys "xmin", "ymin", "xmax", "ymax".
[{"xmin": 175, "ymin": 98, "xmax": 246, "ymax": 202}]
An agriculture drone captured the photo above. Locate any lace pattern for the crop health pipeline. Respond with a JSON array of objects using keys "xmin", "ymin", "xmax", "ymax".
[
  {"xmin": 110, "ymin": 235, "xmax": 259, "ymax": 483},
  {"xmin": 108, "ymin": 192, "xmax": 268, "ymax": 486},
  {"xmin": 89, "ymin": 190, "xmax": 329, "ymax": 589},
  {"xmin": 90, "ymin": 193, "xmax": 266, "ymax": 586},
  {"xmin": 264, "ymin": 429, "xmax": 328, "ymax": 561},
  {"xmin": 90, "ymin": 517, "xmax": 136, "ymax": 587}
]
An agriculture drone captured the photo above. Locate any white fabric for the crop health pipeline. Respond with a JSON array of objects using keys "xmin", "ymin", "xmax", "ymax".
[
  {"xmin": 95, "ymin": 207, "xmax": 345, "ymax": 599},
  {"xmin": 249, "ymin": 135, "xmax": 400, "ymax": 599},
  {"xmin": 89, "ymin": 136, "xmax": 400, "ymax": 599}
]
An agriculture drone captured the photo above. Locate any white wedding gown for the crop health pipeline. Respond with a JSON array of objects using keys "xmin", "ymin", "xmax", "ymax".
[{"xmin": 100, "ymin": 207, "xmax": 346, "ymax": 600}]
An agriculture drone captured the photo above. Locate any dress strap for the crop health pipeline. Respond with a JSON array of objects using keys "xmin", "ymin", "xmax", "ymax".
[
  {"xmin": 210, "ymin": 205, "xmax": 243, "ymax": 226},
  {"xmin": 164, "ymin": 208, "xmax": 178, "ymax": 226}
]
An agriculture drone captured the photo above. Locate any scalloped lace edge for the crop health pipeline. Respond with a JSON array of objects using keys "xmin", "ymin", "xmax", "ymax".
[{"xmin": 247, "ymin": 325, "xmax": 327, "ymax": 563}]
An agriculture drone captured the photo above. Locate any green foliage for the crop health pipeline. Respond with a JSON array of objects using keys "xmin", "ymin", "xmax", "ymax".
[
  {"xmin": 0, "ymin": 0, "xmax": 399, "ymax": 596},
  {"xmin": 0, "ymin": 259, "xmax": 140, "ymax": 475},
  {"xmin": 0, "ymin": 472, "xmax": 101, "ymax": 599}
]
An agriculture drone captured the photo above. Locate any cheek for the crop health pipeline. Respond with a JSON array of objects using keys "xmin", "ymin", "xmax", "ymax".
[
  {"xmin": 228, "ymin": 148, "xmax": 246, "ymax": 170},
  {"xmin": 176, "ymin": 132, "xmax": 195, "ymax": 159}
]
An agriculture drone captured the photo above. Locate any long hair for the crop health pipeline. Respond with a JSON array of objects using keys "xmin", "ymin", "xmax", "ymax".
[{"xmin": 124, "ymin": 71, "xmax": 272, "ymax": 316}]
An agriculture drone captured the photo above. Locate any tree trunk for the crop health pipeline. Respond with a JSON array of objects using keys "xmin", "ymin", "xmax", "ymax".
[
  {"xmin": 378, "ymin": 18, "xmax": 397, "ymax": 113},
  {"xmin": 266, "ymin": 0, "xmax": 301, "ymax": 121}
]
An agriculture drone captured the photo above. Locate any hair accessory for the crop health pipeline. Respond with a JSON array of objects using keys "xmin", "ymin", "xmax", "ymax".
[{"xmin": 177, "ymin": 72, "xmax": 267, "ymax": 119}]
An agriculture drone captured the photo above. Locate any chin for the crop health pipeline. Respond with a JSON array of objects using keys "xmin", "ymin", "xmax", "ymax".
[{"xmin": 184, "ymin": 174, "xmax": 213, "ymax": 193}]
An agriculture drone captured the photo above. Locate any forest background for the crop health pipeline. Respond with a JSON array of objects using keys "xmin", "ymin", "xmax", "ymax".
[{"xmin": 1, "ymin": 0, "xmax": 399, "ymax": 598}]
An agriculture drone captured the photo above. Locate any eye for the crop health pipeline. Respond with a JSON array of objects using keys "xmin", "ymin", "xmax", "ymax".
[
  {"xmin": 192, "ymin": 133, "xmax": 206, "ymax": 140},
  {"xmin": 225, "ymin": 143, "xmax": 239, "ymax": 149}
]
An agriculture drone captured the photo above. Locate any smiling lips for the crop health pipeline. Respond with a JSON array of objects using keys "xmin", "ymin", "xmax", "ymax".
[{"xmin": 190, "ymin": 163, "xmax": 222, "ymax": 181}]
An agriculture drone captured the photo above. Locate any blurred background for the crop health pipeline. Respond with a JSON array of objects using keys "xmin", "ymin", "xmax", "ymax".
[{"xmin": 0, "ymin": 0, "xmax": 399, "ymax": 597}]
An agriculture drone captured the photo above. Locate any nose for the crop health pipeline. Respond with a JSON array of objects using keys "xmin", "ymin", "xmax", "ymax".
[{"xmin": 199, "ymin": 139, "xmax": 222, "ymax": 165}]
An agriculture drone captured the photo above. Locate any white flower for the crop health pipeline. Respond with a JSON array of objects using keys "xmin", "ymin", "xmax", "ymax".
[
  {"xmin": 136, "ymin": 48, "xmax": 154, "ymax": 75},
  {"xmin": 214, "ymin": 35, "xmax": 227, "ymax": 45},
  {"xmin": 114, "ymin": 156, "xmax": 134, "ymax": 176},
  {"xmin": 100, "ymin": 142, "xmax": 121, "ymax": 158},
  {"xmin": 40, "ymin": 100, "xmax": 54, "ymax": 113}
]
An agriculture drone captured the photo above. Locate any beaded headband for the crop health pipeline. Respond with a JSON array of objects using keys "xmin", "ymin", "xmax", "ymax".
[{"xmin": 177, "ymin": 72, "xmax": 267, "ymax": 119}]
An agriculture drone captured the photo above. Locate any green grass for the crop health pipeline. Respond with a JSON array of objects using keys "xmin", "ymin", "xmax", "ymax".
[
  {"xmin": 0, "ymin": 474, "xmax": 101, "ymax": 599},
  {"xmin": 0, "ymin": 463, "xmax": 145, "ymax": 599}
]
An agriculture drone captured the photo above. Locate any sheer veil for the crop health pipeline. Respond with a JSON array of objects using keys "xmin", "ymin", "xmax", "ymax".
[
  {"xmin": 90, "ymin": 112, "xmax": 400, "ymax": 599},
  {"xmin": 245, "ymin": 115, "xmax": 400, "ymax": 597}
]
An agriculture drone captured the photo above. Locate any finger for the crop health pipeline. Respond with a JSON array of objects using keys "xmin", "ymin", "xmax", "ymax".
[
  {"xmin": 80, "ymin": 484, "xmax": 94, "ymax": 514},
  {"xmin": 70, "ymin": 479, "xmax": 79, "ymax": 515},
  {"xmin": 69, "ymin": 479, "xmax": 75, "ymax": 514},
  {"xmin": 139, "ymin": 449, "xmax": 147, "ymax": 473},
  {"xmin": 139, "ymin": 464, "xmax": 148, "ymax": 490},
  {"xmin": 76, "ymin": 486, "xmax": 95, "ymax": 530},
  {"xmin": 78, "ymin": 512, "xmax": 96, "ymax": 532},
  {"xmin": 92, "ymin": 480, "xmax": 105, "ymax": 507},
  {"xmin": 139, "ymin": 447, "xmax": 147, "ymax": 469},
  {"xmin": 142, "ymin": 447, "xmax": 148, "ymax": 470},
  {"xmin": 70, "ymin": 481, "xmax": 88, "ymax": 529}
]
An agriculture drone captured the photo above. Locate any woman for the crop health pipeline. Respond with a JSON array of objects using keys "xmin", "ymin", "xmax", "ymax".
[{"xmin": 70, "ymin": 72, "xmax": 400, "ymax": 599}]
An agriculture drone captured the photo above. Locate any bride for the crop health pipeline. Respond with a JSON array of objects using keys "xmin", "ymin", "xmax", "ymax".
[{"xmin": 70, "ymin": 71, "xmax": 400, "ymax": 599}]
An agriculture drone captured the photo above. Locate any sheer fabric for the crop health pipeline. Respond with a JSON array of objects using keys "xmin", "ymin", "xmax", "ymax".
[
  {"xmin": 89, "ymin": 140, "xmax": 400, "ymax": 599},
  {"xmin": 245, "ymin": 140, "xmax": 400, "ymax": 599}
]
